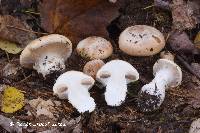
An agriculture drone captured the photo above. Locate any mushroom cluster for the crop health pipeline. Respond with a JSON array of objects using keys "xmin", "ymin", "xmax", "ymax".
[{"xmin": 19, "ymin": 24, "xmax": 182, "ymax": 113}]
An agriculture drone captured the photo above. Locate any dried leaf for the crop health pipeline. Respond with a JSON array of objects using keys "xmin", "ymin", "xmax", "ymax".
[
  {"xmin": 40, "ymin": 0, "xmax": 122, "ymax": 43},
  {"xmin": 2, "ymin": 63, "xmax": 20, "ymax": 76},
  {"xmin": 1, "ymin": 87, "xmax": 25, "ymax": 113},
  {"xmin": 0, "ymin": 39, "xmax": 22, "ymax": 54},
  {"xmin": 28, "ymin": 98, "xmax": 61, "ymax": 120},
  {"xmin": 194, "ymin": 31, "xmax": 200, "ymax": 49},
  {"xmin": 62, "ymin": 116, "xmax": 82, "ymax": 133},
  {"xmin": 171, "ymin": 0, "xmax": 198, "ymax": 30},
  {"xmin": 168, "ymin": 31, "xmax": 196, "ymax": 53},
  {"xmin": 0, "ymin": 15, "xmax": 36, "ymax": 47},
  {"xmin": 0, "ymin": 115, "xmax": 22, "ymax": 133}
]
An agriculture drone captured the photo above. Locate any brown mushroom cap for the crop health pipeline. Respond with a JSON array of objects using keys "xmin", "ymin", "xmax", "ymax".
[
  {"xmin": 20, "ymin": 34, "xmax": 72, "ymax": 68},
  {"xmin": 76, "ymin": 36, "xmax": 113, "ymax": 60},
  {"xmin": 153, "ymin": 59, "xmax": 182, "ymax": 87},
  {"xmin": 83, "ymin": 59, "xmax": 105, "ymax": 78},
  {"xmin": 119, "ymin": 25, "xmax": 165, "ymax": 56}
]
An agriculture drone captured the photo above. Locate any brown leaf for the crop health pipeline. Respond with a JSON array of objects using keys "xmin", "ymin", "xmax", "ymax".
[
  {"xmin": 0, "ymin": 15, "xmax": 36, "ymax": 47},
  {"xmin": 171, "ymin": 0, "xmax": 198, "ymax": 30},
  {"xmin": 40, "ymin": 0, "xmax": 122, "ymax": 44},
  {"xmin": 168, "ymin": 31, "xmax": 198, "ymax": 54},
  {"xmin": 0, "ymin": 115, "xmax": 22, "ymax": 133}
]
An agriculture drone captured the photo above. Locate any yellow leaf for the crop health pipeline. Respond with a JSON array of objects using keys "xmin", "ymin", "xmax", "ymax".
[
  {"xmin": 0, "ymin": 39, "xmax": 22, "ymax": 54},
  {"xmin": 194, "ymin": 31, "xmax": 200, "ymax": 49},
  {"xmin": 1, "ymin": 87, "xmax": 25, "ymax": 113}
]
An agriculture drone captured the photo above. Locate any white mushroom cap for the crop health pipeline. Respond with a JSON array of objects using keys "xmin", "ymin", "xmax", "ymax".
[
  {"xmin": 76, "ymin": 36, "xmax": 113, "ymax": 60},
  {"xmin": 153, "ymin": 59, "xmax": 182, "ymax": 87},
  {"xmin": 119, "ymin": 25, "xmax": 165, "ymax": 56},
  {"xmin": 189, "ymin": 118, "xmax": 200, "ymax": 133},
  {"xmin": 83, "ymin": 59, "xmax": 105, "ymax": 78},
  {"xmin": 53, "ymin": 71, "xmax": 95, "ymax": 113},
  {"xmin": 96, "ymin": 60, "xmax": 139, "ymax": 106},
  {"xmin": 20, "ymin": 34, "xmax": 72, "ymax": 77}
]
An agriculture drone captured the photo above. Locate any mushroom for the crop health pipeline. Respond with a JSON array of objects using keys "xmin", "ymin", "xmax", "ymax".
[
  {"xmin": 53, "ymin": 71, "xmax": 95, "ymax": 113},
  {"xmin": 96, "ymin": 60, "xmax": 139, "ymax": 106},
  {"xmin": 119, "ymin": 25, "xmax": 165, "ymax": 56},
  {"xmin": 137, "ymin": 58, "xmax": 182, "ymax": 112},
  {"xmin": 20, "ymin": 34, "xmax": 72, "ymax": 77},
  {"xmin": 83, "ymin": 59, "xmax": 105, "ymax": 79},
  {"xmin": 76, "ymin": 36, "xmax": 113, "ymax": 60},
  {"xmin": 160, "ymin": 51, "xmax": 175, "ymax": 61}
]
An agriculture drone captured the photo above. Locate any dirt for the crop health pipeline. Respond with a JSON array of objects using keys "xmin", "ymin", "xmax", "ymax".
[{"xmin": 0, "ymin": 0, "xmax": 200, "ymax": 133}]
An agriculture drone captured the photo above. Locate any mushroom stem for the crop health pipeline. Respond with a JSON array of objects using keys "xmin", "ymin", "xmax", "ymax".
[
  {"xmin": 105, "ymin": 76, "xmax": 127, "ymax": 106},
  {"xmin": 139, "ymin": 68, "xmax": 172, "ymax": 112},
  {"xmin": 33, "ymin": 53, "xmax": 65, "ymax": 77},
  {"xmin": 68, "ymin": 86, "xmax": 95, "ymax": 113}
]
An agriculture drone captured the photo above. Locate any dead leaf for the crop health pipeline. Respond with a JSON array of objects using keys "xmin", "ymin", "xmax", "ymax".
[
  {"xmin": 171, "ymin": 0, "xmax": 198, "ymax": 30},
  {"xmin": 0, "ymin": 15, "xmax": 36, "ymax": 47},
  {"xmin": 191, "ymin": 63, "xmax": 200, "ymax": 78},
  {"xmin": 40, "ymin": 0, "xmax": 122, "ymax": 43},
  {"xmin": 194, "ymin": 31, "xmax": 200, "ymax": 49},
  {"xmin": 168, "ymin": 31, "xmax": 198, "ymax": 54},
  {"xmin": 38, "ymin": 128, "xmax": 60, "ymax": 133},
  {"xmin": 28, "ymin": 98, "xmax": 61, "ymax": 120},
  {"xmin": 0, "ymin": 115, "xmax": 23, "ymax": 133},
  {"xmin": 62, "ymin": 116, "xmax": 82, "ymax": 133},
  {"xmin": 1, "ymin": 86, "xmax": 25, "ymax": 113},
  {"xmin": 2, "ymin": 63, "xmax": 20, "ymax": 76},
  {"xmin": 0, "ymin": 39, "xmax": 22, "ymax": 54}
]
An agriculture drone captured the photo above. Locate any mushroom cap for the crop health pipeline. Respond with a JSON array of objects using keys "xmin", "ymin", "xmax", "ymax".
[
  {"xmin": 83, "ymin": 59, "xmax": 105, "ymax": 78},
  {"xmin": 20, "ymin": 34, "xmax": 72, "ymax": 68},
  {"xmin": 119, "ymin": 25, "xmax": 165, "ymax": 56},
  {"xmin": 76, "ymin": 36, "xmax": 113, "ymax": 60},
  {"xmin": 153, "ymin": 59, "xmax": 182, "ymax": 87},
  {"xmin": 160, "ymin": 51, "xmax": 175, "ymax": 61},
  {"xmin": 96, "ymin": 60, "xmax": 139, "ymax": 85}
]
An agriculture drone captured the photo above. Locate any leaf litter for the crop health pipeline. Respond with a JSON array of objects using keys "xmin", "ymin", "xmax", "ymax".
[{"xmin": 0, "ymin": 0, "xmax": 200, "ymax": 132}]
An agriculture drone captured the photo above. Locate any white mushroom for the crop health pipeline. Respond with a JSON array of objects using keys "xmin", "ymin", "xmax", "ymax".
[
  {"xmin": 53, "ymin": 71, "xmax": 95, "ymax": 113},
  {"xmin": 20, "ymin": 34, "xmax": 72, "ymax": 77},
  {"xmin": 119, "ymin": 25, "xmax": 165, "ymax": 56},
  {"xmin": 76, "ymin": 36, "xmax": 113, "ymax": 60},
  {"xmin": 137, "ymin": 59, "xmax": 182, "ymax": 112},
  {"xmin": 96, "ymin": 60, "xmax": 139, "ymax": 106},
  {"xmin": 83, "ymin": 59, "xmax": 105, "ymax": 79},
  {"xmin": 160, "ymin": 51, "xmax": 175, "ymax": 61}
]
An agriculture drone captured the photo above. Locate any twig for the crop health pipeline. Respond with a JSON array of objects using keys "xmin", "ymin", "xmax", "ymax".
[
  {"xmin": 177, "ymin": 55, "xmax": 200, "ymax": 80},
  {"xmin": 6, "ymin": 25, "xmax": 48, "ymax": 35},
  {"xmin": 16, "ymin": 75, "xmax": 32, "ymax": 84},
  {"xmin": 5, "ymin": 51, "xmax": 10, "ymax": 62}
]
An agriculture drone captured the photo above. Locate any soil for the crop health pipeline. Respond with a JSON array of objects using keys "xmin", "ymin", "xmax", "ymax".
[{"xmin": 0, "ymin": 0, "xmax": 200, "ymax": 133}]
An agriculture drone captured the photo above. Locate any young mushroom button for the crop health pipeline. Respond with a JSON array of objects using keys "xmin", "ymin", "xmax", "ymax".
[
  {"xmin": 96, "ymin": 60, "xmax": 139, "ymax": 106},
  {"xmin": 137, "ymin": 57, "xmax": 182, "ymax": 112},
  {"xmin": 83, "ymin": 59, "xmax": 105, "ymax": 79},
  {"xmin": 20, "ymin": 34, "xmax": 72, "ymax": 77},
  {"xmin": 53, "ymin": 71, "xmax": 95, "ymax": 113},
  {"xmin": 119, "ymin": 25, "xmax": 165, "ymax": 56},
  {"xmin": 76, "ymin": 36, "xmax": 113, "ymax": 60}
]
